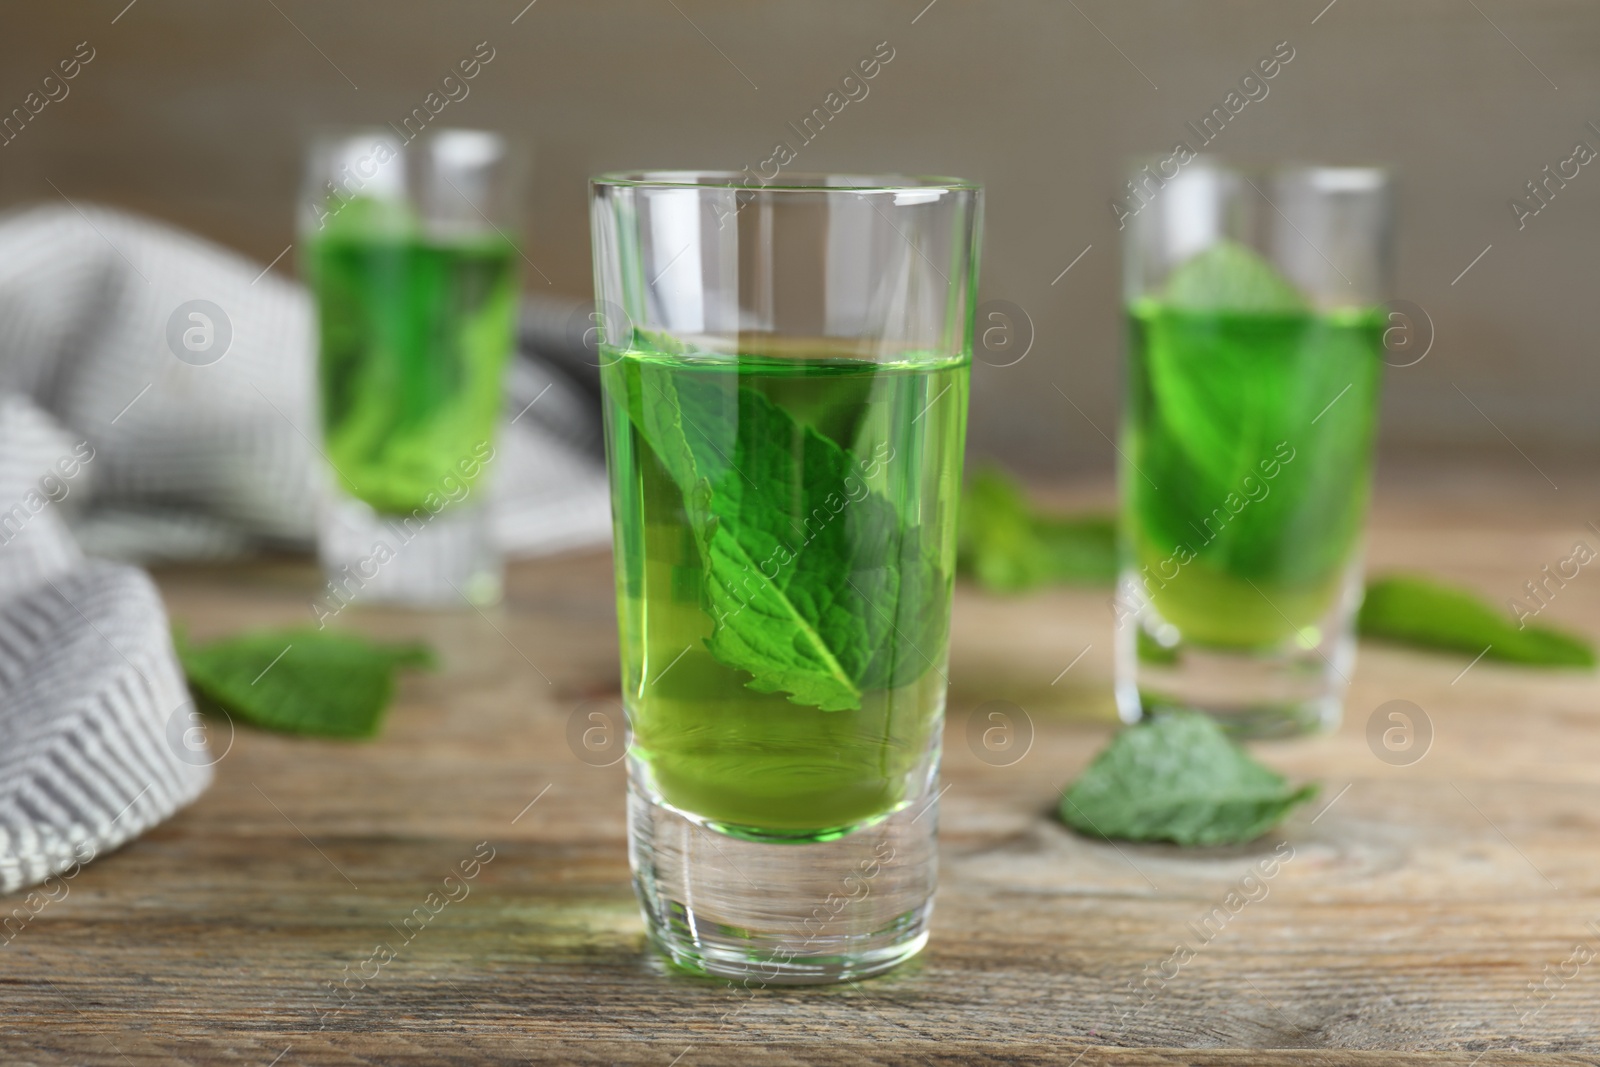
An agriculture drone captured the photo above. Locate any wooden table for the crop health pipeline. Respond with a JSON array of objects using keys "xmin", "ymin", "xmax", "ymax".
[{"xmin": 8, "ymin": 467, "xmax": 1600, "ymax": 1065}]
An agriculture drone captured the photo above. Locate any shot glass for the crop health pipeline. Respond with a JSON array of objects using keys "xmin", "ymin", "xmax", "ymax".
[
  {"xmin": 1115, "ymin": 157, "xmax": 1392, "ymax": 737},
  {"xmin": 590, "ymin": 172, "xmax": 981, "ymax": 982},
  {"xmin": 300, "ymin": 128, "xmax": 522, "ymax": 609}
]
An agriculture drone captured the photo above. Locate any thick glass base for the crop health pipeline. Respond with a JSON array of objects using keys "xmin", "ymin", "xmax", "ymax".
[
  {"xmin": 1114, "ymin": 566, "xmax": 1362, "ymax": 739},
  {"xmin": 627, "ymin": 761, "xmax": 936, "ymax": 985},
  {"xmin": 316, "ymin": 494, "xmax": 502, "ymax": 609}
]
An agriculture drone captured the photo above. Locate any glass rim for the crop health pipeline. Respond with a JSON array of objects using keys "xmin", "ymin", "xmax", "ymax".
[
  {"xmin": 305, "ymin": 124, "xmax": 515, "ymax": 147},
  {"xmin": 1127, "ymin": 153, "xmax": 1391, "ymax": 186},
  {"xmin": 591, "ymin": 170, "xmax": 980, "ymax": 194}
]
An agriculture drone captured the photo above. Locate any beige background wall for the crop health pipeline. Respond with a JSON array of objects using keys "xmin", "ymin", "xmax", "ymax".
[{"xmin": 1, "ymin": 1, "xmax": 1594, "ymax": 476}]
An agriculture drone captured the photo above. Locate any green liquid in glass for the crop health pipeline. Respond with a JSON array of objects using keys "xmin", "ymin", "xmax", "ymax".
[
  {"xmin": 309, "ymin": 219, "xmax": 517, "ymax": 513},
  {"xmin": 1124, "ymin": 298, "xmax": 1384, "ymax": 649},
  {"xmin": 601, "ymin": 339, "xmax": 967, "ymax": 838}
]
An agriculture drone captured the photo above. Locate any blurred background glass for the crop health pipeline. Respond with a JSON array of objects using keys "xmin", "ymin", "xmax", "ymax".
[
  {"xmin": 302, "ymin": 127, "xmax": 522, "ymax": 605},
  {"xmin": 1116, "ymin": 158, "xmax": 1391, "ymax": 736}
]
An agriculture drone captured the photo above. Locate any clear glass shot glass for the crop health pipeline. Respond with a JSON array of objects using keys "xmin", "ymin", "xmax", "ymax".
[
  {"xmin": 1116, "ymin": 157, "xmax": 1392, "ymax": 737},
  {"xmin": 590, "ymin": 172, "xmax": 982, "ymax": 982},
  {"xmin": 300, "ymin": 128, "xmax": 522, "ymax": 609}
]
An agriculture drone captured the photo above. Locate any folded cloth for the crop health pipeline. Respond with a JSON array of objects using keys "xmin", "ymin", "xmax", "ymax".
[
  {"xmin": 0, "ymin": 204, "xmax": 613, "ymax": 892},
  {"xmin": 0, "ymin": 394, "xmax": 209, "ymax": 894}
]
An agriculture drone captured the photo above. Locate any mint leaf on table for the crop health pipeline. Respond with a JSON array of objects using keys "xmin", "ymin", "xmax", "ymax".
[
  {"xmin": 625, "ymin": 367, "xmax": 945, "ymax": 712},
  {"xmin": 1060, "ymin": 712, "xmax": 1317, "ymax": 846},
  {"xmin": 957, "ymin": 466, "xmax": 1116, "ymax": 593},
  {"xmin": 1359, "ymin": 574, "xmax": 1596, "ymax": 669},
  {"xmin": 176, "ymin": 628, "xmax": 435, "ymax": 738},
  {"xmin": 1163, "ymin": 239, "xmax": 1307, "ymax": 312}
]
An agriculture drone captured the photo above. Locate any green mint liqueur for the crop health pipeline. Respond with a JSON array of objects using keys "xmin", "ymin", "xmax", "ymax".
[
  {"xmin": 308, "ymin": 199, "xmax": 518, "ymax": 514},
  {"xmin": 602, "ymin": 337, "xmax": 968, "ymax": 838},
  {"xmin": 1124, "ymin": 242, "xmax": 1384, "ymax": 650}
]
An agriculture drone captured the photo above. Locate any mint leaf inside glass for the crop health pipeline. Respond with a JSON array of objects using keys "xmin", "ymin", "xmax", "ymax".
[
  {"xmin": 1163, "ymin": 239, "xmax": 1308, "ymax": 312},
  {"xmin": 1128, "ymin": 235, "xmax": 1382, "ymax": 649},
  {"xmin": 626, "ymin": 365, "xmax": 946, "ymax": 712}
]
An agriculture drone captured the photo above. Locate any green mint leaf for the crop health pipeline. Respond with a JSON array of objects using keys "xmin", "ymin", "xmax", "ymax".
[
  {"xmin": 1163, "ymin": 240, "xmax": 1307, "ymax": 313},
  {"xmin": 1359, "ymin": 574, "xmax": 1596, "ymax": 668},
  {"xmin": 317, "ymin": 194, "xmax": 418, "ymax": 241},
  {"xmin": 1060, "ymin": 711, "xmax": 1317, "ymax": 846},
  {"xmin": 628, "ymin": 368, "xmax": 945, "ymax": 712},
  {"xmin": 176, "ymin": 627, "xmax": 436, "ymax": 738},
  {"xmin": 956, "ymin": 466, "xmax": 1116, "ymax": 593},
  {"xmin": 1136, "ymin": 628, "xmax": 1180, "ymax": 665},
  {"xmin": 1131, "ymin": 299, "xmax": 1379, "ymax": 599}
]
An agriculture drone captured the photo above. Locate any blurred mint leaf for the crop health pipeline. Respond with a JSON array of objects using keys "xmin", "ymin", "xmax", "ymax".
[
  {"xmin": 177, "ymin": 628, "xmax": 435, "ymax": 738},
  {"xmin": 1359, "ymin": 574, "xmax": 1595, "ymax": 668},
  {"xmin": 957, "ymin": 465, "xmax": 1116, "ymax": 593},
  {"xmin": 1163, "ymin": 240, "xmax": 1307, "ymax": 313},
  {"xmin": 1136, "ymin": 628, "xmax": 1180, "ymax": 665},
  {"xmin": 1060, "ymin": 711, "xmax": 1317, "ymax": 846},
  {"xmin": 317, "ymin": 193, "xmax": 418, "ymax": 240}
]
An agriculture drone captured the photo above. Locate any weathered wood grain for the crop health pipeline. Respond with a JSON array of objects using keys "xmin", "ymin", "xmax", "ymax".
[{"xmin": 5, "ymin": 470, "xmax": 1600, "ymax": 1065}]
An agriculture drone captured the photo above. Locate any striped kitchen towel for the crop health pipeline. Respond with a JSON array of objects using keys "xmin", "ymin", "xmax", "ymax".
[{"xmin": 0, "ymin": 393, "xmax": 210, "ymax": 895}]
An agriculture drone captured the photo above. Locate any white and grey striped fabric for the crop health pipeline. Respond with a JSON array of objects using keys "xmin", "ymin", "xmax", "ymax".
[
  {"xmin": 0, "ymin": 392, "xmax": 210, "ymax": 893},
  {"xmin": 0, "ymin": 204, "xmax": 611, "ymax": 892}
]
